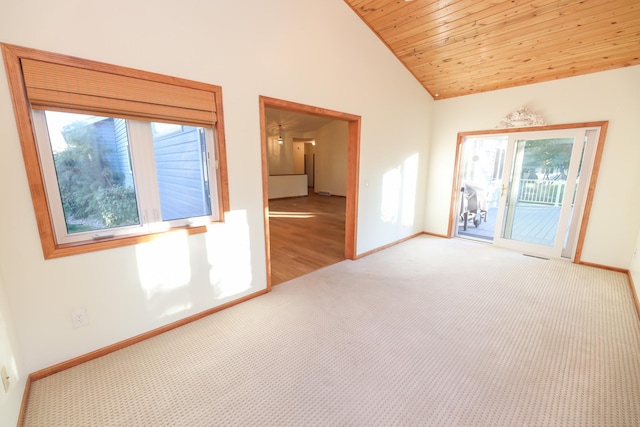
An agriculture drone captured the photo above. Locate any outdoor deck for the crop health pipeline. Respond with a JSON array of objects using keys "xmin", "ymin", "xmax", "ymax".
[{"xmin": 457, "ymin": 204, "xmax": 562, "ymax": 247}]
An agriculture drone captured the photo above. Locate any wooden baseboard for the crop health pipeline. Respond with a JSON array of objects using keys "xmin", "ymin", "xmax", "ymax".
[
  {"xmin": 358, "ymin": 235, "xmax": 639, "ymax": 325},
  {"xmin": 19, "ymin": 238, "xmax": 640, "ymax": 425},
  {"xmin": 29, "ymin": 288, "xmax": 267, "ymax": 382},
  {"xmin": 579, "ymin": 262, "xmax": 639, "ymax": 323},
  {"xmin": 422, "ymin": 231, "xmax": 449, "ymax": 239},
  {"xmin": 17, "ymin": 375, "xmax": 31, "ymax": 427},
  {"xmin": 628, "ymin": 272, "xmax": 640, "ymax": 323},
  {"xmin": 574, "ymin": 262, "xmax": 640, "ymax": 323},
  {"xmin": 577, "ymin": 261, "xmax": 629, "ymax": 274},
  {"xmin": 21, "ymin": 289, "xmax": 268, "ymax": 424},
  {"xmin": 356, "ymin": 232, "xmax": 424, "ymax": 259}
]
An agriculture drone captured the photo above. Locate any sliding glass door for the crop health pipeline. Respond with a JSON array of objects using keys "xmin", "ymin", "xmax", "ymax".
[
  {"xmin": 493, "ymin": 129, "xmax": 588, "ymax": 258},
  {"xmin": 455, "ymin": 127, "xmax": 600, "ymax": 260}
]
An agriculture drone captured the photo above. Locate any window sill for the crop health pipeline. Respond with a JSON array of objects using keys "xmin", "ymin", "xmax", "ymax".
[{"xmin": 44, "ymin": 224, "xmax": 210, "ymax": 259}]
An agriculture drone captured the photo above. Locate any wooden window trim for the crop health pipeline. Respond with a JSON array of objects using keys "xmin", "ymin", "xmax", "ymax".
[{"xmin": 1, "ymin": 43, "xmax": 230, "ymax": 259}]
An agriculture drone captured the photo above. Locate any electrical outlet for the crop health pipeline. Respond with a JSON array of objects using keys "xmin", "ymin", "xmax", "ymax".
[
  {"xmin": 1, "ymin": 365, "xmax": 9, "ymax": 393},
  {"xmin": 71, "ymin": 308, "xmax": 89, "ymax": 328}
]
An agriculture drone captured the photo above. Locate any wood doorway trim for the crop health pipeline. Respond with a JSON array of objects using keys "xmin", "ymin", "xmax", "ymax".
[{"xmin": 259, "ymin": 96, "xmax": 360, "ymax": 291}]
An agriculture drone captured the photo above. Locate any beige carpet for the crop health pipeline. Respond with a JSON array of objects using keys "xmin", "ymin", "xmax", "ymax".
[{"xmin": 24, "ymin": 236, "xmax": 640, "ymax": 426}]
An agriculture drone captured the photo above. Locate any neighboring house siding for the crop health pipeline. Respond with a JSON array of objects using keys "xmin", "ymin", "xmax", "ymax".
[
  {"xmin": 83, "ymin": 119, "xmax": 209, "ymax": 221},
  {"xmin": 153, "ymin": 126, "xmax": 210, "ymax": 221},
  {"xmin": 113, "ymin": 118, "xmax": 133, "ymax": 188},
  {"xmin": 93, "ymin": 118, "xmax": 120, "ymax": 177}
]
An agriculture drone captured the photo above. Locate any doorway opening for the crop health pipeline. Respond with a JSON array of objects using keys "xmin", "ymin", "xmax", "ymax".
[
  {"xmin": 450, "ymin": 122, "xmax": 608, "ymax": 262},
  {"xmin": 259, "ymin": 96, "xmax": 361, "ymax": 289}
]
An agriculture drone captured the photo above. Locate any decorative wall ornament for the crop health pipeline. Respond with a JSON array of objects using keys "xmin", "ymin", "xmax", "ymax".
[{"xmin": 496, "ymin": 106, "xmax": 546, "ymax": 128}]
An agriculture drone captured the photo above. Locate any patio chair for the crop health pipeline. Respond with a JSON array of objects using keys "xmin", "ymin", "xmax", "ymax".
[{"xmin": 460, "ymin": 181, "xmax": 488, "ymax": 230}]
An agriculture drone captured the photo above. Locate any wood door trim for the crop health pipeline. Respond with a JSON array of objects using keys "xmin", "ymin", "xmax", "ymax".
[
  {"xmin": 447, "ymin": 132, "xmax": 466, "ymax": 237},
  {"xmin": 259, "ymin": 96, "xmax": 360, "ymax": 291}
]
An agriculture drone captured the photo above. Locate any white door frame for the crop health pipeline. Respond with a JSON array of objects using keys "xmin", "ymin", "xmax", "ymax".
[{"xmin": 492, "ymin": 128, "xmax": 596, "ymax": 259}]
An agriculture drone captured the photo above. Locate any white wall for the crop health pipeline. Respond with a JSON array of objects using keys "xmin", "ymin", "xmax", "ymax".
[
  {"xmin": 0, "ymin": 0, "xmax": 432, "ymax": 388},
  {"xmin": 267, "ymin": 175, "xmax": 308, "ymax": 199},
  {"xmin": 426, "ymin": 66, "xmax": 640, "ymax": 269},
  {"xmin": 271, "ymin": 119, "xmax": 350, "ymax": 197},
  {"xmin": 293, "ymin": 141, "xmax": 306, "ymax": 175},
  {"xmin": 358, "ymin": 94, "xmax": 432, "ymax": 249},
  {"xmin": 313, "ymin": 120, "xmax": 349, "ymax": 197},
  {"xmin": 0, "ymin": 268, "xmax": 26, "ymax": 427},
  {"xmin": 630, "ymin": 230, "xmax": 640, "ymax": 304},
  {"xmin": 267, "ymin": 130, "xmax": 294, "ymax": 175}
]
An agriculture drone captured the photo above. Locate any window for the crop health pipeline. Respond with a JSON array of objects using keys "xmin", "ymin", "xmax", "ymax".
[
  {"xmin": 1, "ymin": 43, "xmax": 229, "ymax": 258},
  {"xmin": 33, "ymin": 111, "xmax": 218, "ymax": 243}
]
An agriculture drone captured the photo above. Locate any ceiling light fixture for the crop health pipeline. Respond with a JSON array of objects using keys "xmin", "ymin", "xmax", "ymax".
[{"xmin": 277, "ymin": 125, "xmax": 284, "ymax": 145}]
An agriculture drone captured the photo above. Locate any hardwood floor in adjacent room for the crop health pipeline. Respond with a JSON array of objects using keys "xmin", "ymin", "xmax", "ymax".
[{"xmin": 269, "ymin": 192, "xmax": 346, "ymax": 285}]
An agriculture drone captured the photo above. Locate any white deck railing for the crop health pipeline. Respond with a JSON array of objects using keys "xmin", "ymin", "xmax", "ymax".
[{"xmin": 518, "ymin": 179, "xmax": 566, "ymax": 206}]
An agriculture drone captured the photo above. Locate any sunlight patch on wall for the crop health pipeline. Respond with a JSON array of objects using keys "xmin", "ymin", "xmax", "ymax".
[
  {"xmin": 401, "ymin": 153, "xmax": 419, "ymax": 227},
  {"xmin": 381, "ymin": 153, "xmax": 420, "ymax": 227},
  {"xmin": 136, "ymin": 230, "xmax": 192, "ymax": 299},
  {"xmin": 0, "ymin": 307, "xmax": 20, "ymax": 405},
  {"xmin": 162, "ymin": 302, "xmax": 194, "ymax": 317},
  {"xmin": 205, "ymin": 210, "xmax": 253, "ymax": 299},
  {"xmin": 381, "ymin": 167, "xmax": 401, "ymax": 223}
]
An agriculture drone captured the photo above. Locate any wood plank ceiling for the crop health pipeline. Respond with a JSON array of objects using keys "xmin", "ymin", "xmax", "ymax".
[{"xmin": 344, "ymin": 0, "xmax": 640, "ymax": 100}]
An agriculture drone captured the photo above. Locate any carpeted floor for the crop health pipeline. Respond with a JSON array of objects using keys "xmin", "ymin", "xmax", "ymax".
[{"xmin": 24, "ymin": 236, "xmax": 640, "ymax": 426}]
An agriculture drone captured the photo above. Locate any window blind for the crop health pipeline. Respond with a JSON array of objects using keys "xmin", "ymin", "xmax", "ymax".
[{"xmin": 21, "ymin": 58, "xmax": 217, "ymax": 127}]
